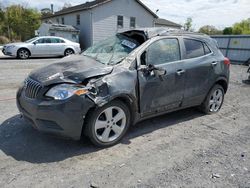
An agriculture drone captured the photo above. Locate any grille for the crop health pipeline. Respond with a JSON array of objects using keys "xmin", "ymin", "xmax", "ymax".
[{"xmin": 24, "ymin": 78, "xmax": 43, "ymax": 99}]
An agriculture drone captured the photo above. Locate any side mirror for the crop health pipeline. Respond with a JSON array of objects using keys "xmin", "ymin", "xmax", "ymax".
[
  {"xmin": 33, "ymin": 41, "xmax": 37, "ymax": 45},
  {"xmin": 154, "ymin": 66, "xmax": 167, "ymax": 76},
  {"xmin": 139, "ymin": 64, "xmax": 166, "ymax": 78}
]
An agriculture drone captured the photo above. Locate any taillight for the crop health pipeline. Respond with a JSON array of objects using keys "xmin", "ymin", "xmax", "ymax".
[{"xmin": 224, "ymin": 57, "xmax": 230, "ymax": 67}]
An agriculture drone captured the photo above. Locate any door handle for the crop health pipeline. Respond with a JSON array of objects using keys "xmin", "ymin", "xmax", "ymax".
[
  {"xmin": 211, "ymin": 61, "xmax": 218, "ymax": 66},
  {"xmin": 176, "ymin": 69, "xmax": 185, "ymax": 76}
]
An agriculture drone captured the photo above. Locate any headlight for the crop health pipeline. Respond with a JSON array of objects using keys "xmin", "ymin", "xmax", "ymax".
[{"xmin": 45, "ymin": 84, "xmax": 89, "ymax": 100}]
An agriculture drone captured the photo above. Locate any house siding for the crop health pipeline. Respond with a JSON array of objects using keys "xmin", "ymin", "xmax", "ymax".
[
  {"xmin": 91, "ymin": 0, "xmax": 155, "ymax": 44},
  {"xmin": 48, "ymin": 11, "xmax": 92, "ymax": 49}
]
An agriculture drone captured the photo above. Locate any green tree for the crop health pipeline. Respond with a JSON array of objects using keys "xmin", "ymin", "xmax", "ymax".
[
  {"xmin": 223, "ymin": 27, "xmax": 233, "ymax": 35},
  {"xmin": 0, "ymin": 5, "xmax": 41, "ymax": 41},
  {"xmin": 184, "ymin": 17, "xmax": 193, "ymax": 31},
  {"xmin": 232, "ymin": 18, "xmax": 250, "ymax": 34},
  {"xmin": 0, "ymin": 4, "xmax": 4, "ymax": 36},
  {"xmin": 199, "ymin": 25, "xmax": 222, "ymax": 35}
]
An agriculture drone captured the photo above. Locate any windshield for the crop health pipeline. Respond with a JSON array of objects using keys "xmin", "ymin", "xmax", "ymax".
[
  {"xmin": 82, "ymin": 34, "xmax": 140, "ymax": 65},
  {"xmin": 25, "ymin": 37, "xmax": 38, "ymax": 43}
]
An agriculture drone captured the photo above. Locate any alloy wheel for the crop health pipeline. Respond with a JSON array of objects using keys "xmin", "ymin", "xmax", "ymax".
[
  {"xmin": 94, "ymin": 106, "xmax": 126, "ymax": 143},
  {"xmin": 65, "ymin": 49, "xmax": 74, "ymax": 56},
  {"xmin": 19, "ymin": 49, "xmax": 29, "ymax": 59},
  {"xmin": 209, "ymin": 88, "xmax": 223, "ymax": 112}
]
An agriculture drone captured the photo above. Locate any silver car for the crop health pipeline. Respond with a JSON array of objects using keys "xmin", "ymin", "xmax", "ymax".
[{"xmin": 2, "ymin": 36, "xmax": 81, "ymax": 59}]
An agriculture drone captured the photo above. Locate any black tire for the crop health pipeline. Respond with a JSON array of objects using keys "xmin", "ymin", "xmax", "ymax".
[
  {"xmin": 244, "ymin": 59, "xmax": 250, "ymax": 66},
  {"xmin": 17, "ymin": 48, "xmax": 30, "ymax": 59},
  {"xmin": 200, "ymin": 84, "xmax": 225, "ymax": 115},
  {"xmin": 85, "ymin": 100, "xmax": 131, "ymax": 147},
  {"xmin": 64, "ymin": 48, "xmax": 74, "ymax": 56}
]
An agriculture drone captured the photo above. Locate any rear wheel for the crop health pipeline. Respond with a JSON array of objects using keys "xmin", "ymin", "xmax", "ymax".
[
  {"xmin": 244, "ymin": 59, "xmax": 250, "ymax": 66},
  {"xmin": 200, "ymin": 84, "xmax": 225, "ymax": 114},
  {"xmin": 17, "ymin": 48, "xmax": 30, "ymax": 59},
  {"xmin": 85, "ymin": 100, "xmax": 130, "ymax": 147},
  {"xmin": 64, "ymin": 49, "xmax": 74, "ymax": 56}
]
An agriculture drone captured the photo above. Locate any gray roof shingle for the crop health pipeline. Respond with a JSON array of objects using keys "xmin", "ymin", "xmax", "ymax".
[
  {"xmin": 42, "ymin": 0, "xmax": 158, "ymax": 19},
  {"xmin": 155, "ymin": 18, "xmax": 182, "ymax": 28}
]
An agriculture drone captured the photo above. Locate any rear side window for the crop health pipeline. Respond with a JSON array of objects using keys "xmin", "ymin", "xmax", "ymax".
[
  {"xmin": 51, "ymin": 38, "xmax": 60, "ymax": 43},
  {"xmin": 147, "ymin": 38, "xmax": 181, "ymax": 65},
  {"xmin": 203, "ymin": 43, "xmax": 211, "ymax": 54},
  {"xmin": 184, "ymin": 39, "xmax": 205, "ymax": 59},
  {"xmin": 59, "ymin": 39, "xmax": 65, "ymax": 43}
]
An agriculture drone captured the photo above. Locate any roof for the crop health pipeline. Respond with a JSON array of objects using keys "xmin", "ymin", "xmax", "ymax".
[
  {"xmin": 43, "ymin": 23, "xmax": 80, "ymax": 33},
  {"xmin": 123, "ymin": 27, "xmax": 207, "ymax": 39},
  {"xmin": 42, "ymin": 0, "xmax": 158, "ymax": 19},
  {"xmin": 155, "ymin": 18, "xmax": 182, "ymax": 28}
]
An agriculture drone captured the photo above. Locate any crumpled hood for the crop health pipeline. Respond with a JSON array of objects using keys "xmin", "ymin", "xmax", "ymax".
[{"xmin": 29, "ymin": 55, "xmax": 113, "ymax": 86}]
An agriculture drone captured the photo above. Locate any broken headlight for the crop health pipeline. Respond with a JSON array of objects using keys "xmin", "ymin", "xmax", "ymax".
[{"xmin": 45, "ymin": 84, "xmax": 89, "ymax": 100}]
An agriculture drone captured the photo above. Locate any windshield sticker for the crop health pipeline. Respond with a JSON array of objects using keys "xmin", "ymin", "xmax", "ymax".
[{"xmin": 121, "ymin": 40, "xmax": 136, "ymax": 49}]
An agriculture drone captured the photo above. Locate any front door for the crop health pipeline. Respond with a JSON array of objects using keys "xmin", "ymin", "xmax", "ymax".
[
  {"xmin": 138, "ymin": 38, "xmax": 186, "ymax": 116},
  {"xmin": 30, "ymin": 38, "xmax": 50, "ymax": 56}
]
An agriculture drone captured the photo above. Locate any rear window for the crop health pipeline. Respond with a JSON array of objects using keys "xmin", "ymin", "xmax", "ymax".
[{"xmin": 184, "ymin": 39, "xmax": 212, "ymax": 59}]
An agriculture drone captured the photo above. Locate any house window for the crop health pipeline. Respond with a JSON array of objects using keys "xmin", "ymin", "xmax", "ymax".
[
  {"xmin": 61, "ymin": 17, "xmax": 64, "ymax": 24},
  {"xmin": 130, "ymin": 17, "xmax": 136, "ymax": 28},
  {"xmin": 50, "ymin": 33, "xmax": 55, "ymax": 36},
  {"xmin": 117, "ymin": 15, "xmax": 123, "ymax": 28},
  {"xmin": 56, "ymin": 18, "xmax": 59, "ymax": 23},
  {"xmin": 76, "ymin": 14, "xmax": 80, "ymax": 25}
]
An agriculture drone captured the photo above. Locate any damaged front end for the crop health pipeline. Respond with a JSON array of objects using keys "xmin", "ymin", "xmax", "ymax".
[{"xmin": 17, "ymin": 29, "xmax": 146, "ymax": 140}]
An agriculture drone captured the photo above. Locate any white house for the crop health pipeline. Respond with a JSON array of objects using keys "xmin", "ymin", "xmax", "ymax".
[{"xmin": 42, "ymin": 0, "xmax": 180, "ymax": 49}]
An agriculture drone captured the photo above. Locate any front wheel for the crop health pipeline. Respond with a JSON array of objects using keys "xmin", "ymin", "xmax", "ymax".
[
  {"xmin": 85, "ymin": 100, "xmax": 130, "ymax": 147},
  {"xmin": 200, "ymin": 84, "xmax": 225, "ymax": 114},
  {"xmin": 17, "ymin": 49, "xmax": 30, "ymax": 59}
]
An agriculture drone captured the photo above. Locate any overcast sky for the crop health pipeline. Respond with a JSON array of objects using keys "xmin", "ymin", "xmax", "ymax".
[{"xmin": 1, "ymin": 0, "xmax": 250, "ymax": 30}]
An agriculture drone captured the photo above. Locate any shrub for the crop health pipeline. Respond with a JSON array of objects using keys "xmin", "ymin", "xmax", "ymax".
[{"xmin": 0, "ymin": 36, "xmax": 10, "ymax": 44}]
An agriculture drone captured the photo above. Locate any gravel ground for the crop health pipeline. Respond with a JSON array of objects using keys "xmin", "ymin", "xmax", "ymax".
[{"xmin": 0, "ymin": 57, "xmax": 249, "ymax": 188}]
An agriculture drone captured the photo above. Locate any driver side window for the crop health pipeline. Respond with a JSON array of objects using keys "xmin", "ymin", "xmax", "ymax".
[{"xmin": 144, "ymin": 38, "xmax": 181, "ymax": 65}]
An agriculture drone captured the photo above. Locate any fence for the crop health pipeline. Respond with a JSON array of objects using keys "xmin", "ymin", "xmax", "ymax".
[{"xmin": 212, "ymin": 35, "xmax": 250, "ymax": 64}]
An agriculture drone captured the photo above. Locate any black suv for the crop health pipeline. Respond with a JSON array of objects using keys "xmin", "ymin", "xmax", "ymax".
[{"xmin": 17, "ymin": 28, "xmax": 230, "ymax": 147}]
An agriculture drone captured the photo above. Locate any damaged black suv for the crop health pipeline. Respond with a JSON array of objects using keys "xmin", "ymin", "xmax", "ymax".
[{"xmin": 17, "ymin": 28, "xmax": 230, "ymax": 147}]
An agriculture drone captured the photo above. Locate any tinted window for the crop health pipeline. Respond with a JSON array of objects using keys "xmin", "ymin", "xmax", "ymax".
[
  {"xmin": 117, "ymin": 15, "xmax": 123, "ymax": 28},
  {"xmin": 51, "ymin": 38, "xmax": 60, "ymax": 43},
  {"xmin": 59, "ymin": 39, "xmax": 65, "ymax": 43},
  {"xmin": 44, "ymin": 38, "xmax": 51, "ymax": 43},
  {"xmin": 184, "ymin": 39, "xmax": 205, "ymax": 59},
  {"xmin": 147, "ymin": 38, "xmax": 180, "ymax": 65},
  {"xmin": 203, "ymin": 43, "xmax": 211, "ymax": 54},
  {"xmin": 36, "ymin": 38, "xmax": 47, "ymax": 44}
]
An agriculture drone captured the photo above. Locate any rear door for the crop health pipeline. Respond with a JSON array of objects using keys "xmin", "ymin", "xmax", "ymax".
[
  {"xmin": 180, "ymin": 37, "xmax": 215, "ymax": 107},
  {"xmin": 49, "ymin": 38, "xmax": 65, "ymax": 55},
  {"xmin": 138, "ymin": 37, "xmax": 186, "ymax": 116}
]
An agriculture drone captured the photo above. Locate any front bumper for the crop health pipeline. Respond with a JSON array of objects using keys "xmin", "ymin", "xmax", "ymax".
[
  {"xmin": 16, "ymin": 87, "xmax": 95, "ymax": 140},
  {"xmin": 2, "ymin": 47, "xmax": 17, "ymax": 56}
]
